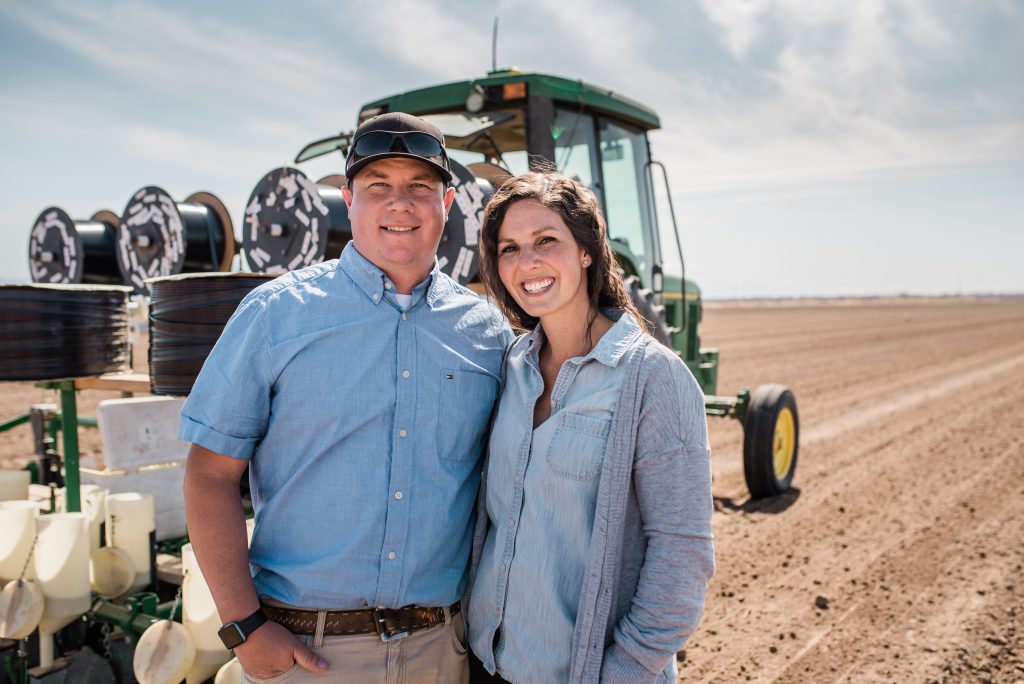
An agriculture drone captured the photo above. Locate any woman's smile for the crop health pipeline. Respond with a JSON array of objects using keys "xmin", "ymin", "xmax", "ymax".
[{"xmin": 521, "ymin": 277, "xmax": 554, "ymax": 294}]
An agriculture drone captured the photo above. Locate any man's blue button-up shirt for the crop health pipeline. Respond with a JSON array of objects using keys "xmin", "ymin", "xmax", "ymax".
[{"xmin": 180, "ymin": 243, "xmax": 511, "ymax": 609}]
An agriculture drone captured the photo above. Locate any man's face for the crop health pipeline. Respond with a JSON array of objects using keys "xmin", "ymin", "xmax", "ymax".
[{"xmin": 342, "ymin": 157, "xmax": 456, "ymax": 288}]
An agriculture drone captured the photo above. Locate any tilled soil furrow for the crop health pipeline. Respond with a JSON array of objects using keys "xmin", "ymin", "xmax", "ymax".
[
  {"xmin": 709, "ymin": 303, "xmax": 1024, "ymax": 395},
  {"xmin": 714, "ymin": 314, "xmax": 1024, "ymax": 403},
  {"xmin": 800, "ymin": 348, "xmax": 1024, "ymax": 444},
  {"xmin": 702, "ymin": 302, "xmax": 1022, "ymax": 356},
  {"xmin": 682, "ymin": 324, "xmax": 1024, "ymax": 682},
  {"xmin": 765, "ymin": 440, "xmax": 1024, "ymax": 683}
]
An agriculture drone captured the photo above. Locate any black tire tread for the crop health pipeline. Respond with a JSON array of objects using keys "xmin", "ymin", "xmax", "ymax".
[
  {"xmin": 742, "ymin": 383, "xmax": 799, "ymax": 498},
  {"xmin": 624, "ymin": 275, "xmax": 674, "ymax": 347}
]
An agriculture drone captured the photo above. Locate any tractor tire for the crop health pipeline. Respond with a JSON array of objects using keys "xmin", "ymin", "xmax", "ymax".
[
  {"xmin": 624, "ymin": 275, "xmax": 674, "ymax": 347},
  {"xmin": 742, "ymin": 383, "xmax": 799, "ymax": 498}
]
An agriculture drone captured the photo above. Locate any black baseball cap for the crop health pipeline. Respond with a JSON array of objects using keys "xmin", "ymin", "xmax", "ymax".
[{"xmin": 345, "ymin": 112, "xmax": 453, "ymax": 184}]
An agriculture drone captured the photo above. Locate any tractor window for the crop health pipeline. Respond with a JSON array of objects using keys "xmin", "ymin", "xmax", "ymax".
[
  {"xmin": 448, "ymin": 148, "xmax": 529, "ymax": 176},
  {"xmin": 552, "ymin": 107, "xmax": 598, "ymax": 188},
  {"xmin": 598, "ymin": 118, "xmax": 653, "ymax": 277},
  {"xmin": 424, "ymin": 109, "xmax": 529, "ymax": 175}
]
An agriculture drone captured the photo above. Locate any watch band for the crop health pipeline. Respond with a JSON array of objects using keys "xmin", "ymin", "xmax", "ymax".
[{"xmin": 218, "ymin": 608, "xmax": 267, "ymax": 649}]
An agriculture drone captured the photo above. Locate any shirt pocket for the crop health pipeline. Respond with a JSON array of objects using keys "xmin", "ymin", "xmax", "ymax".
[
  {"xmin": 436, "ymin": 369, "xmax": 499, "ymax": 461},
  {"xmin": 545, "ymin": 411, "xmax": 611, "ymax": 480}
]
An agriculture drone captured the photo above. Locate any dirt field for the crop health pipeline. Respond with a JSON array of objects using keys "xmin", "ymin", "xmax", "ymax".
[
  {"xmin": 2, "ymin": 297, "xmax": 1022, "ymax": 682},
  {"xmin": 686, "ymin": 298, "xmax": 1024, "ymax": 683}
]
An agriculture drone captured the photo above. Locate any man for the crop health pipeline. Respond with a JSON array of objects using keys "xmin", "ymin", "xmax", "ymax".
[{"xmin": 181, "ymin": 112, "xmax": 511, "ymax": 683}]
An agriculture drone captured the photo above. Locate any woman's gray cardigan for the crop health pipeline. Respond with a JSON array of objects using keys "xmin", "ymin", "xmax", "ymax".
[{"xmin": 465, "ymin": 333, "xmax": 716, "ymax": 683}]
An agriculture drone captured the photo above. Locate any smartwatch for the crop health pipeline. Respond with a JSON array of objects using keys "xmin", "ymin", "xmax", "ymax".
[{"xmin": 217, "ymin": 608, "xmax": 268, "ymax": 649}]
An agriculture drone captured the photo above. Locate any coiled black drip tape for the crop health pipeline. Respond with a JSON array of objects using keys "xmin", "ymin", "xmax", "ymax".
[
  {"xmin": 117, "ymin": 187, "xmax": 236, "ymax": 294},
  {"xmin": 0, "ymin": 284, "xmax": 131, "ymax": 381},
  {"xmin": 28, "ymin": 207, "xmax": 123, "ymax": 285},
  {"xmin": 241, "ymin": 160, "xmax": 492, "ymax": 284},
  {"xmin": 147, "ymin": 272, "xmax": 275, "ymax": 396},
  {"xmin": 242, "ymin": 167, "xmax": 351, "ymax": 274}
]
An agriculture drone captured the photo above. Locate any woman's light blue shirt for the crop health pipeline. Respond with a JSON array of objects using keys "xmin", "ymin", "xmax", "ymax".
[{"xmin": 469, "ymin": 312, "xmax": 642, "ymax": 682}]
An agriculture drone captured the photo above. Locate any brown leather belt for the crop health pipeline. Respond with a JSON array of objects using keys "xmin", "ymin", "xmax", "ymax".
[{"xmin": 261, "ymin": 602, "xmax": 459, "ymax": 641}]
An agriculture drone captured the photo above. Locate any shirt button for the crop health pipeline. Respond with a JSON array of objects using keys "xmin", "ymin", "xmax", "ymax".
[
  {"xmin": 384, "ymin": 282, "xmax": 392, "ymax": 290},
  {"xmin": 399, "ymin": 429, "xmax": 407, "ymax": 438},
  {"xmin": 394, "ymin": 491, "xmax": 403, "ymax": 500},
  {"xmin": 387, "ymin": 551, "xmax": 396, "ymax": 560},
  {"xmin": 402, "ymin": 313, "xmax": 408, "ymax": 321},
  {"xmin": 372, "ymin": 293, "xmax": 380, "ymax": 301},
  {"xmin": 402, "ymin": 370, "xmax": 410, "ymax": 378}
]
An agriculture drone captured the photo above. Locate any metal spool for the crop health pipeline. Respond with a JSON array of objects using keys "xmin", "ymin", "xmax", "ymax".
[
  {"xmin": 0, "ymin": 284, "xmax": 131, "ymax": 381},
  {"xmin": 242, "ymin": 167, "xmax": 351, "ymax": 274},
  {"xmin": 241, "ymin": 160, "xmax": 491, "ymax": 284},
  {"xmin": 117, "ymin": 187, "xmax": 236, "ymax": 294},
  {"xmin": 28, "ymin": 207, "xmax": 122, "ymax": 285},
  {"xmin": 147, "ymin": 272, "xmax": 275, "ymax": 396}
]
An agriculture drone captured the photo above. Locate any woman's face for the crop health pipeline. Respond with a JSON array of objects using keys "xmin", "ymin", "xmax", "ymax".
[{"xmin": 495, "ymin": 200, "xmax": 591, "ymax": 324}]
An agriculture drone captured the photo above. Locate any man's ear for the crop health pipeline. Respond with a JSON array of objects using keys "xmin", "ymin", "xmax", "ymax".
[
  {"xmin": 342, "ymin": 186, "xmax": 354, "ymax": 208},
  {"xmin": 443, "ymin": 186, "xmax": 456, "ymax": 214}
]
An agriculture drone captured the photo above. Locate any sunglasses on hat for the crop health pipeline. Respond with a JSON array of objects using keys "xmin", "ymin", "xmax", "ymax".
[{"xmin": 349, "ymin": 130, "xmax": 447, "ymax": 164}]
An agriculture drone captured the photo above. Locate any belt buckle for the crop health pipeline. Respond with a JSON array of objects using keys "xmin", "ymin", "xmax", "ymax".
[{"xmin": 372, "ymin": 609, "xmax": 410, "ymax": 642}]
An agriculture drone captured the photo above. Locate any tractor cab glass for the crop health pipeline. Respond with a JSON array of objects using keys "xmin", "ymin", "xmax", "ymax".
[
  {"xmin": 549, "ymin": 107, "xmax": 599, "ymax": 189},
  {"xmin": 597, "ymin": 118, "xmax": 656, "ymax": 283},
  {"xmin": 421, "ymin": 110, "xmax": 529, "ymax": 179}
]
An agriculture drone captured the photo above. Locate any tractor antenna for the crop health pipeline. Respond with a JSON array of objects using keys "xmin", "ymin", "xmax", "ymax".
[{"xmin": 492, "ymin": 17, "xmax": 499, "ymax": 72}]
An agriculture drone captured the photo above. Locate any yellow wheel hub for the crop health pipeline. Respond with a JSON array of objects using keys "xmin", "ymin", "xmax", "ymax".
[{"xmin": 772, "ymin": 407, "xmax": 795, "ymax": 480}]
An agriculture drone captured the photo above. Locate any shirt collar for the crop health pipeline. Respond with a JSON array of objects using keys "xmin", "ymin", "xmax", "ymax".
[
  {"xmin": 524, "ymin": 309, "xmax": 643, "ymax": 368},
  {"xmin": 340, "ymin": 243, "xmax": 447, "ymax": 309}
]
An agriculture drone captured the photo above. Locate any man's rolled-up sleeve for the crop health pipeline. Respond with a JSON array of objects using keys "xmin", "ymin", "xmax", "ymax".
[{"xmin": 178, "ymin": 296, "xmax": 272, "ymax": 460}]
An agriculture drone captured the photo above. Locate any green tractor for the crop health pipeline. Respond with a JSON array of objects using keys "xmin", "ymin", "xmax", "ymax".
[{"xmin": 297, "ymin": 70, "xmax": 798, "ymax": 498}]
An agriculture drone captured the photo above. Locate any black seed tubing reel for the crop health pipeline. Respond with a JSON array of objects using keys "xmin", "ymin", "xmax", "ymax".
[
  {"xmin": 28, "ymin": 207, "xmax": 123, "ymax": 286},
  {"xmin": 116, "ymin": 187, "xmax": 236, "ymax": 293}
]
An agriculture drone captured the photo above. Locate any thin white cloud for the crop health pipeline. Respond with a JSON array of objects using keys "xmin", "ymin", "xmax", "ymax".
[
  {"xmin": 111, "ymin": 125, "xmax": 276, "ymax": 179},
  {"xmin": 0, "ymin": 1, "xmax": 357, "ymax": 117},
  {"xmin": 509, "ymin": 0, "xmax": 658, "ymax": 86},
  {"xmin": 699, "ymin": 0, "xmax": 776, "ymax": 58},
  {"xmin": 338, "ymin": 0, "xmax": 490, "ymax": 81}
]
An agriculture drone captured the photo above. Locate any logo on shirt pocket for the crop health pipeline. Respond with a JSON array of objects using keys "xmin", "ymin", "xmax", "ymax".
[
  {"xmin": 436, "ymin": 369, "xmax": 499, "ymax": 462},
  {"xmin": 545, "ymin": 411, "xmax": 611, "ymax": 480}
]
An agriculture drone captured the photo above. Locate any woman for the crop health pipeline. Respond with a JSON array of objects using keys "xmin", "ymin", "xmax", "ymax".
[{"xmin": 466, "ymin": 171, "xmax": 715, "ymax": 683}]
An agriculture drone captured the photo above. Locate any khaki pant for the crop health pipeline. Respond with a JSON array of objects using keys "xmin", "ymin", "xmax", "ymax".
[{"xmin": 243, "ymin": 607, "xmax": 469, "ymax": 684}]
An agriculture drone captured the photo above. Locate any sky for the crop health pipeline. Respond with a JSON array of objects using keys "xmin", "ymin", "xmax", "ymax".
[{"xmin": 1, "ymin": 0, "xmax": 1021, "ymax": 298}]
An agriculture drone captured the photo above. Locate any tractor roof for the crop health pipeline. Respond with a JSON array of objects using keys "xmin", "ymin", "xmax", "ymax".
[{"xmin": 358, "ymin": 70, "xmax": 661, "ymax": 131}]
